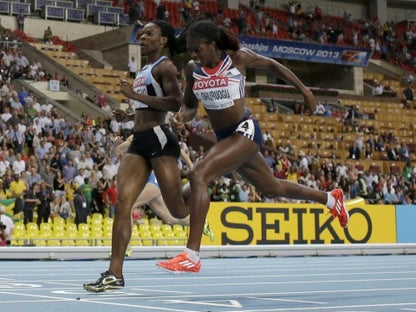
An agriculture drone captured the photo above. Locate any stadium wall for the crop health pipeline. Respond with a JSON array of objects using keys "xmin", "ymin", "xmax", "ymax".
[
  {"xmin": 0, "ymin": 15, "xmax": 111, "ymax": 41},
  {"xmin": 2, "ymin": 200, "xmax": 416, "ymax": 260}
]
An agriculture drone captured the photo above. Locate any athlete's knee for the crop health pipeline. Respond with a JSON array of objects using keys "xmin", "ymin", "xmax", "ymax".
[
  {"xmin": 114, "ymin": 199, "xmax": 134, "ymax": 219},
  {"xmin": 167, "ymin": 202, "xmax": 189, "ymax": 219},
  {"xmin": 189, "ymin": 169, "xmax": 209, "ymax": 188}
]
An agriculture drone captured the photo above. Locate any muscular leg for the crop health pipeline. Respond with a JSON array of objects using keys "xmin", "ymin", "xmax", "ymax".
[
  {"xmin": 186, "ymin": 134, "xmax": 329, "ymax": 252},
  {"xmin": 238, "ymin": 152, "xmax": 328, "ymax": 203},
  {"xmin": 186, "ymin": 134, "xmax": 260, "ymax": 252},
  {"xmin": 151, "ymin": 156, "xmax": 189, "ymax": 219},
  {"xmin": 109, "ymin": 153, "xmax": 151, "ymax": 277}
]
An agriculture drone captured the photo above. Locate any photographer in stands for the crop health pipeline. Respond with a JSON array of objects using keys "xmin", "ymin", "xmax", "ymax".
[{"xmin": 0, "ymin": 205, "xmax": 14, "ymax": 246}]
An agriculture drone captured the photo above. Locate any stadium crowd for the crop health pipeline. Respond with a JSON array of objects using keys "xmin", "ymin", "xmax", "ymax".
[{"xmin": 0, "ymin": 2, "xmax": 414, "ymax": 233}]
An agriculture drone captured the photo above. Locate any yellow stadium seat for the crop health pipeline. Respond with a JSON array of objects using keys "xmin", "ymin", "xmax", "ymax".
[
  {"xmin": 34, "ymin": 238, "xmax": 47, "ymax": 246},
  {"xmin": 172, "ymin": 224, "xmax": 184, "ymax": 233},
  {"xmin": 161, "ymin": 224, "xmax": 173, "ymax": 234},
  {"xmin": 78, "ymin": 223, "xmax": 90, "ymax": 233},
  {"xmin": 103, "ymin": 217, "xmax": 113, "ymax": 226},
  {"xmin": 26, "ymin": 222, "xmax": 39, "ymax": 233},
  {"xmin": 102, "ymin": 231, "xmax": 112, "ymax": 246},
  {"xmin": 140, "ymin": 230, "xmax": 153, "ymax": 246},
  {"xmin": 150, "ymin": 224, "xmax": 161, "ymax": 234},
  {"xmin": 53, "ymin": 224, "xmax": 65, "ymax": 232},
  {"xmin": 61, "ymin": 238, "xmax": 76, "ymax": 246},
  {"xmin": 76, "ymin": 232, "xmax": 91, "ymax": 246},
  {"xmin": 40, "ymin": 223, "xmax": 52, "ymax": 233},
  {"xmin": 53, "ymin": 217, "xmax": 65, "ymax": 225},
  {"xmin": 92, "ymin": 213, "xmax": 103, "ymax": 221},
  {"xmin": 139, "ymin": 223, "xmax": 150, "ymax": 232},
  {"xmin": 66, "ymin": 223, "xmax": 77, "ymax": 232},
  {"xmin": 154, "ymin": 232, "xmax": 168, "ymax": 246},
  {"xmin": 14, "ymin": 222, "xmax": 25, "ymax": 232},
  {"xmin": 164, "ymin": 231, "xmax": 179, "ymax": 246},
  {"xmin": 149, "ymin": 217, "xmax": 161, "ymax": 225}
]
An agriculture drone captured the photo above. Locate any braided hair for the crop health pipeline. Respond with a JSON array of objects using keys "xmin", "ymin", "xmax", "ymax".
[{"xmin": 176, "ymin": 18, "xmax": 240, "ymax": 53}]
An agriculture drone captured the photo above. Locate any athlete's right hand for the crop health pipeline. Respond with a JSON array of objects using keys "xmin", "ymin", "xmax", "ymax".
[{"xmin": 170, "ymin": 112, "xmax": 184, "ymax": 127}]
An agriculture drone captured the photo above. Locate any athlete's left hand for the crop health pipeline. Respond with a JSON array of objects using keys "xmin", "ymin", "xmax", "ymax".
[{"xmin": 303, "ymin": 89, "xmax": 316, "ymax": 114}]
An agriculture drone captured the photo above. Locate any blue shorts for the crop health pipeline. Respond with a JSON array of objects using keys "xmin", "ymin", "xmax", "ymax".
[
  {"xmin": 214, "ymin": 110, "xmax": 263, "ymax": 146},
  {"xmin": 147, "ymin": 172, "xmax": 159, "ymax": 187}
]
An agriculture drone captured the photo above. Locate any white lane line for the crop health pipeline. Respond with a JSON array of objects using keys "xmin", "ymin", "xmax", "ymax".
[
  {"xmin": 5, "ymin": 273, "xmax": 416, "ymax": 285},
  {"xmin": 3, "ymin": 265, "xmax": 416, "ymax": 276},
  {"xmin": 247, "ymin": 296, "xmax": 327, "ymax": 305},
  {"xmin": 215, "ymin": 302, "xmax": 416, "ymax": 312},
  {"xmin": 0, "ymin": 299, "xmax": 69, "ymax": 304},
  {"xmin": 0, "ymin": 290, "xmax": 200, "ymax": 312}
]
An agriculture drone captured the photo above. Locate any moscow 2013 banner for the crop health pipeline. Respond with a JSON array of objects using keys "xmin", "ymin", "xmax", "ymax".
[{"xmin": 237, "ymin": 36, "xmax": 371, "ymax": 67}]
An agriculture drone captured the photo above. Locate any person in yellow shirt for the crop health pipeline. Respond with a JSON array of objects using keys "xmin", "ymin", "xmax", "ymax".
[
  {"xmin": 9, "ymin": 174, "xmax": 27, "ymax": 215},
  {"xmin": 9, "ymin": 174, "xmax": 26, "ymax": 197},
  {"xmin": 0, "ymin": 179, "xmax": 10, "ymax": 200},
  {"xmin": 286, "ymin": 166, "xmax": 299, "ymax": 184},
  {"xmin": 65, "ymin": 180, "xmax": 78, "ymax": 212}
]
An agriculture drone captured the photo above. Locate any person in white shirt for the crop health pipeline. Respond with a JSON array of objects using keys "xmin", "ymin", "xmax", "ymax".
[
  {"xmin": 1, "ymin": 107, "xmax": 12, "ymax": 124},
  {"xmin": 102, "ymin": 156, "xmax": 118, "ymax": 180},
  {"xmin": 41, "ymin": 102, "xmax": 53, "ymax": 113},
  {"xmin": 0, "ymin": 159, "xmax": 10, "ymax": 177},
  {"xmin": 128, "ymin": 56, "xmax": 138, "ymax": 79},
  {"xmin": 31, "ymin": 97, "xmax": 41, "ymax": 112},
  {"xmin": 374, "ymin": 82, "xmax": 384, "ymax": 96},
  {"xmin": 12, "ymin": 153, "xmax": 26, "ymax": 175},
  {"xmin": 77, "ymin": 153, "xmax": 92, "ymax": 178},
  {"xmin": 314, "ymin": 102, "xmax": 325, "ymax": 115},
  {"xmin": 74, "ymin": 168, "xmax": 86, "ymax": 186},
  {"xmin": 15, "ymin": 52, "xmax": 29, "ymax": 68},
  {"xmin": 0, "ymin": 205, "xmax": 14, "ymax": 246},
  {"xmin": 32, "ymin": 118, "xmax": 43, "ymax": 135}
]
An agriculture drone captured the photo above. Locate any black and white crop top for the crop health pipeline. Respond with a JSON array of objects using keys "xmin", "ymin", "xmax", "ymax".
[
  {"xmin": 132, "ymin": 56, "xmax": 167, "ymax": 110},
  {"xmin": 192, "ymin": 53, "xmax": 245, "ymax": 110}
]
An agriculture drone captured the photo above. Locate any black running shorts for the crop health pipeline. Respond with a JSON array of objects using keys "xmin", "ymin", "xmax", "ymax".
[{"xmin": 127, "ymin": 124, "xmax": 180, "ymax": 160}]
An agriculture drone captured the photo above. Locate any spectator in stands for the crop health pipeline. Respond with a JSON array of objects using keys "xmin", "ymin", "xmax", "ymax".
[
  {"xmin": 158, "ymin": 19, "xmax": 349, "ymax": 274},
  {"xmin": 262, "ymin": 129, "xmax": 275, "ymax": 148},
  {"xmin": 399, "ymin": 142, "xmax": 410, "ymax": 162},
  {"xmin": 16, "ymin": 10, "xmax": 25, "ymax": 33},
  {"xmin": 74, "ymin": 186, "xmax": 88, "ymax": 226},
  {"xmin": 348, "ymin": 142, "xmax": 361, "ymax": 160},
  {"xmin": 345, "ymin": 105, "xmax": 360, "ymax": 126},
  {"xmin": 128, "ymin": 2, "xmax": 140, "ymax": 25},
  {"xmin": 386, "ymin": 143, "xmax": 400, "ymax": 161},
  {"xmin": 0, "ymin": 205, "xmax": 14, "ymax": 246},
  {"xmin": 128, "ymin": 56, "xmax": 138, "ymax": 79},
  {"xmin": 403, "ymin": 84, "xmax": 414, "ymax": 101},
  {"xmin": 22, "ymin": 182, "xmax": 40, "ymax": 225},
  {"xmin": 314, "ymin": 101, "xmax": 325, "ymax": 115},
  {"xmin": 43, "ymin": 26, "xmax": 53, "ymax": 43},
  {"xmin": 374, "ymin": 81, "xmax": 384, "ymax": 96},
  {"xmin": 37, "ymin": 180, "xmax": 53, "ymax": 227}
]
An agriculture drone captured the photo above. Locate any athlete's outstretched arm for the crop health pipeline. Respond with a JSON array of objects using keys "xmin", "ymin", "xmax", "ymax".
[{"xmin": 235, "ymin": 48, "xmax": 316, "ymax": 112}]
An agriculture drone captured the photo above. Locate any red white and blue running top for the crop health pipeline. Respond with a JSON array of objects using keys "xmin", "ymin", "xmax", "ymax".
[
  {"xmin": 192, "ymin": 53, "xmax": 245, "ymax": 110},
  {"xmin": 132, "ymin": 56, "xmax": 167, "ymax": 110}
]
